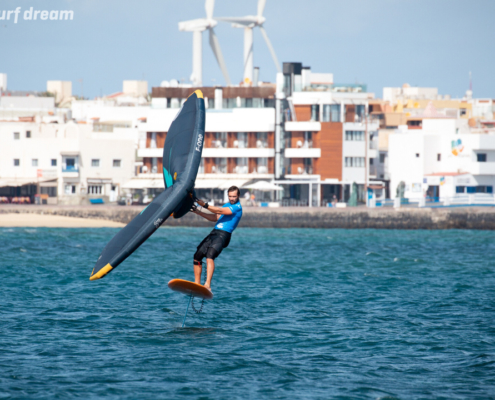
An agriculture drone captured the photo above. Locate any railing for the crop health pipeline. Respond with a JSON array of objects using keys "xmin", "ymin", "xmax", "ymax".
[
  {"xmin": 212, "ymin": 140, "xmax": 227, "ymax": 148},
  {"xmin": 374, "ymin": 194, "xmax": 495, "ymax": 208},
  {"xmin": 294, "ymin": 166, "xmax": 313, "ymax": 175},
  {"xmin": 281, "ymin": 199, "xmax": 309, "ymax": 207},
  {"xmin": 284, "ymin": 139, "xmax": 313, "ymax": 149},
  {"xmin": 62, "ymin": 166, "xmax": 79, "ymax": 172},
  {"xmin": 211, "ymin": 165, "xmax": 227, "ymax": 174}
]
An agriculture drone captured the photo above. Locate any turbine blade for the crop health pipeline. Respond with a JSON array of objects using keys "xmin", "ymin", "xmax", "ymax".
[
  {"xmin": 215, "ymin": 16, "xmax": 258, "ymax": 25},
  {"xmin": 259, "ymin": 26, "xmax": 281, "ymax": 73},
  {"xmin": 179, "ymin": 18, "xmax": 209, "ymax": 31},
  {"xmin": 205, "ymin": 0, "xmax": 214, "ymax": 20},
  {"xmin": 258, "ymin": 0, "xmax": 267, "ymax": 17},
  {"xmin": 209, "ymin": 28, "xmax": 232, "ymax": 86}
]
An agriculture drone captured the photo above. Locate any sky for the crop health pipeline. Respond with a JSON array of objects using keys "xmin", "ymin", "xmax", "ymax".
[{"xmin": 1, "ymin": 0, "xmax": 494, "ymax": 99}]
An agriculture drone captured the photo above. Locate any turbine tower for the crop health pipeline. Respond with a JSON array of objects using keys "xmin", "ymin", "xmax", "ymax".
[
  {"xmin": 216, "ymin": 0, "xmax": 281, "ymax": 85},
  {"xmin": 178, "ymin": 0, "xmax": 231, "ymax": 86}
]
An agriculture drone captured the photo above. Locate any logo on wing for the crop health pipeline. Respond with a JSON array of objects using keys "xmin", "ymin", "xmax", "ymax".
[
  {"xmin": 154, "ymin": 218, "xmax": 163, "ymax": 228},
  {"xmin": 195, "ymin": 133, "xmax": 203, "ymax": 152}
]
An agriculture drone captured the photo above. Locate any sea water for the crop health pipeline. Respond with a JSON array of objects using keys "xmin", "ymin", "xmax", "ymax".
[{"xmin": 1, "ymin": 227, "xmax": 494, "ymax": 399}]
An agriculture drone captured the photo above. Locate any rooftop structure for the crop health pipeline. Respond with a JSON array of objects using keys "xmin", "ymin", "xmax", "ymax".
[{"xmin": 47, "ymin": 80, "xmax": 72, "ymax": 104}]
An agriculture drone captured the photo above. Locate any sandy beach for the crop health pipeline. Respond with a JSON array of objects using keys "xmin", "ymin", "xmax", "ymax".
[{"xmin": 0, "ymin": 213, "xmax": 125, "ymax": 228}]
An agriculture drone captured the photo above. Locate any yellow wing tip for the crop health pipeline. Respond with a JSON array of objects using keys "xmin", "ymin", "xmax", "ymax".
[
  {"xmin": 188, "ymin": 89, "xmax": 203, "ymax": 99},
  {"xmin": 89, "ymin": 263, "xmax": 113, "ymax": 281}
]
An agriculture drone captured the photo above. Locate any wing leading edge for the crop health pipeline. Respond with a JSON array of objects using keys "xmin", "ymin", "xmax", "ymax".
[{"xmin": 90, "ymin": 90, "xmax": 205, "ymax": 281}]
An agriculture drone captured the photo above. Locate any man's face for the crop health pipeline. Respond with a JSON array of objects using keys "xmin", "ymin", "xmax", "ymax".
[{"xmin": 228, "ymin": 191, "xmax": 239, "ymax": 204}]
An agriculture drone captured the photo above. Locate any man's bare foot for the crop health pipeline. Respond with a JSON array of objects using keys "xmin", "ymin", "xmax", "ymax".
[{"xmin": 203, "ymin": 283, "xmax": 212, "ymax": 291}]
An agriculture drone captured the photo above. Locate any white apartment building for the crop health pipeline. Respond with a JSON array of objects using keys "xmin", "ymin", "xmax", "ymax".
[
  {"xmin": 0, "ymin": 121, "xmax": 137, "ymax": 204},
  {"xmin": 389, "ymin": 118, "xmax": 495, "ymax": 201}
]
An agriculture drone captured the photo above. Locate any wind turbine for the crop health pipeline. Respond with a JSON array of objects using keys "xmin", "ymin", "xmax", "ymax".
[
  {"xmin": 178, "ymin": 0, "xmax": 231, "ymax": 86},
  {"xmin": 216, "ymin": 0, "xmax": 281, "ymax": 85}
]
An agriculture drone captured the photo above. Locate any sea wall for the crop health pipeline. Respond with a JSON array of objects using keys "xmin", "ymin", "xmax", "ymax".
[{"xmin": 2, "ymin": 205, "xmax": 495, "ymax": 229}]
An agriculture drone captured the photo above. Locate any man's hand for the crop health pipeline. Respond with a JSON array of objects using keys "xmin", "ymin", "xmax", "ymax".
[{"xmin": 195, "ymin": 198, "xmax": 206, "ymax": 208}]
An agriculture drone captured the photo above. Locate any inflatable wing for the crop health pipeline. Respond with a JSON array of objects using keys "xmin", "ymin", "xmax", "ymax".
[{"xmin": 90, "ymin": 90, "xmax": 205, "ymax": 281}]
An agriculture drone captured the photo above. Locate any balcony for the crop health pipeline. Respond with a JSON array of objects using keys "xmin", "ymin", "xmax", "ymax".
[
  {"xmin": 203, "ymin": 148, "xmax": 274, "ymax": 158},
  {"xmin": 467, "ymin": 162, "xmax": 495, "ymax": 175},
  {"xmin": 285, "ymin": 148, "xmax": 321, "ymax": 158},
  {"xmin": 62, "ymin": 165, "xmax": 78, "ymax": 173},
  {"xmin": 285, "ymin": 121, "xmax": 321, "ymax": 132},
  {"xmin": 139, "ymin": 147, "xmax": 274, "ymax": 159}
]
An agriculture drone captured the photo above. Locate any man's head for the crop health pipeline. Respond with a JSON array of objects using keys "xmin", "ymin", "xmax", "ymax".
[{"xmin": 228, "ymin": 186, "xmax": 240, "ymax": 204}]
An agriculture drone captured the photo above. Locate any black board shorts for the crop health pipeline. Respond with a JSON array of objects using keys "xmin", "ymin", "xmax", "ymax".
[{"xmin": 194, "ymin": 229, "xmax": 231, "ymax": 261}]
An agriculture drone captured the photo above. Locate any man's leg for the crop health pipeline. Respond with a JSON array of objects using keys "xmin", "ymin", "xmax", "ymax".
[
  {"xmin": 193, "ymin": 260, "xmax": 202, "ymax": 285},
  {"xmin": 204, "ymin": 258, "xmax": 215, "ymax": 290}
]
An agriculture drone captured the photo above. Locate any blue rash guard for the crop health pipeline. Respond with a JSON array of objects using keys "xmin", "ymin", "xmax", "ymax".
[{"xmin": 214, "ymin": 201, "xmax": 243, "ymax": 233}]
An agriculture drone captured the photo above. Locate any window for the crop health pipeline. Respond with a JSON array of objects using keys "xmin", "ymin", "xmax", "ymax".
[
  {"xmin": 13, "ymin": 159, "xmax": 20, "ymax": 166},
  {"xmin": 456, "ymin": 186, "xmax": 465, "ymax": 193},
  {"xmin": 321, "ymin": 105, "xmax": 341, "ymax": 122},
  {"xmin": 213, "ymin": 158, "xmax": 227, "ymax": 173},
  {"xmin": 256, "ymin": 132, "xmax": 268, "ymax": 148},
  {"xmin": 32, "ymin": 159, "xmax": 38, "ymax": 167},
  {"xmin": 302, "ymin": 131, "xmax": 313, "ymax": 148},
  {"xmin": 236, "ymin": 132, "xmax": 247, "ymax": 148},
  {"xmin": 355, "ymin": 105, "xmax": 365, "ymax": 121},
  {"xmin": 113, "ymin": 159, "xmax": 121, "ymax": 167},
  {"xmin": 310, "ymin": 105, "xmax": 319, "ymax": 121},
  {"xmin": 236, "ymin": 158, "xmax": 248, "ymax": 173},
  {"xmin": 460, "ymin": 108, "xmax": 467, "ymax": 117},
  {"xmin": 416, "ymin": 153, "xmax": 420, "ymax": 158},
  {"xmin": 41, "ymin": 187, "xmax": 57, "ymax": 197},
  {"xmin": 477, "ymin": 153, "xmax": 487, "ymax": 162},
  {"xmin": 88, "ymin": 185, "xmax": 103, "ymax": 195},
  {"xmin": 345, "ymin": 157, "xmax": 365, "ymax": 167},
  {"xmin": 26, "ymin": 131, "xmax": 31, "ymax": 138},
  {"xmin": 13, "ymin": 132, "xmax": 20, "ymax": 140},
  {"xmin": 92, "ymin": 159, "xmax": 100, "ymax": 167},
  {"xmin": 330, "ymin": 105, "xmax": 341, "ymax": 122},
  {"xmin": 345, "ymin": 131, "xmax": 364, "ymax": 141},
  {"xmin": 51, "ymin": 159, "xmax": 57, "ymax": 166},
  {"xmin": 303, "ymin": 158, "xmax": 313, "ymax": 174},
  {"xmin": 214, "ymin": 132, "xmax": 227, "ymax": 148},
  {"xmin": 437, "ymin": 153, "xmax": 441, "ymax": 161},
  {"xmin": 322, "ymin": 105, "xmax": 331, "ymax": 122},
  {"xmin": 65, "ymin": 158, "xmax": 76, "ymax": 171},
  {"xmin": 370, "ymin": 158, "xmax": 374, "ymax": 165},
  {"xmin": 379, "ymin": 154, "xmax": 386, "ymax": 163},
  {"xmin": 65, "ymin": 185, "xmax": 76, "ymax": 195},
  {"xmin": 151, "ymin": 157, "xmax": 158, "ymax": 173}
]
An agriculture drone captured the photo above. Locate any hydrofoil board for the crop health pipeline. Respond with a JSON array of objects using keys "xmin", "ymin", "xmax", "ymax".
[{"xmin": 168, "ymin": 279, "xmax": 213, "ymax": 300}]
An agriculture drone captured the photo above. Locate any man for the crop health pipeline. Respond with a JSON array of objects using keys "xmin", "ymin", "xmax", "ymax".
[{"xmin": 192, "ymin": 186, "xmax": 242, "ymax": 291}]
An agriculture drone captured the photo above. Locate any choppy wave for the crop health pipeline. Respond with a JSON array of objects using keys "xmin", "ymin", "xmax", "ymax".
[{"xmin": 0, "ymin": 228, "xmax": 494, "ymax": 399}]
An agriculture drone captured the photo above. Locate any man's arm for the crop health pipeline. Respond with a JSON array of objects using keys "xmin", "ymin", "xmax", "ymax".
[
  {"xmin": 192, "ymin": 208, "xmax": 219, "ymax": 222},
  {"xmin": 196, "ymin": 199, "xmax": 232, "ymax": 216}
]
